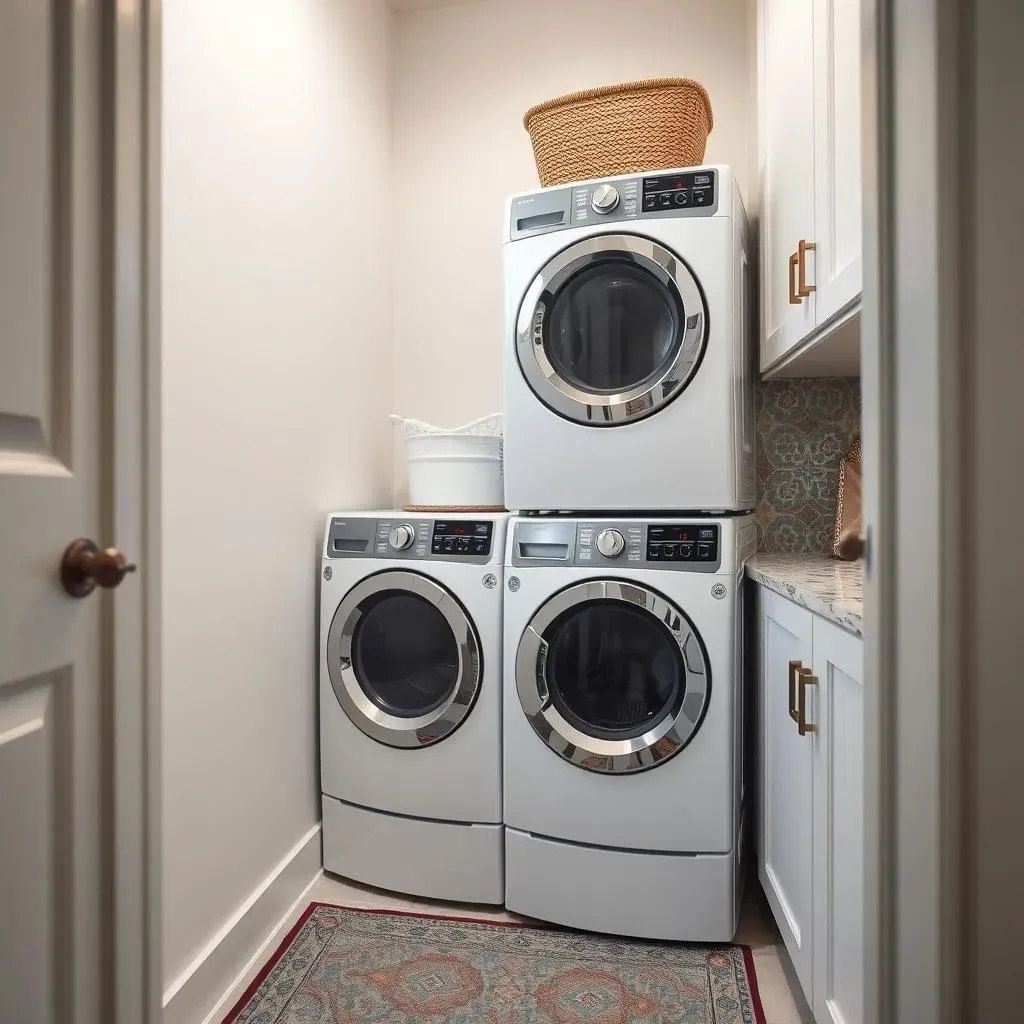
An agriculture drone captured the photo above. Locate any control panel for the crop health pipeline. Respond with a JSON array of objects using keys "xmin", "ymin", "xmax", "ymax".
[
  {"xmin": 641, "ymin": 170, "xmax": 716, "ymax": 213},
  {"xmin": 508, "ymin": 167, "xmax": 721, "ymax": 239},
  {"xmin": 431, "ymin": 520, "xmax": 493, "ymax": 557},
  {"xmin": 324, "ymin": 517, "xmax": 495, "ymax": 563},
  {"xmin": 646, "ymin": 523, "xmax": 719, "ymax": 563},
  {"xmin": 509, "ymin": 519, "xmax": 723, "ymax": 571}
]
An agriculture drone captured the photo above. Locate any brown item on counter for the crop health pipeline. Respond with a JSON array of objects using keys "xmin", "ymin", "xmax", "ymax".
[
  {"xmin": 523, "ymin": 78, "xmax": 713, "ymax": 188},
  {"xmin": 832, "ymin": 436, "xmax": 863, "ymax": 560}
]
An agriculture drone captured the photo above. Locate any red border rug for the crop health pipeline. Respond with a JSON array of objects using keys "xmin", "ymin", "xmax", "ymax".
[{"xmin": 223, "ymin": 902, "xmax": 766, "ymax": 1023}]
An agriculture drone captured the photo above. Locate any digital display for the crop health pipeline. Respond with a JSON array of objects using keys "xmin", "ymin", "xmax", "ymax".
[
  {"xmin": 431, "ymin": 520, "xmax": 492, "ymax": 557},
  {"xmin": 649, "ymin": 526, "xmax": 694, "ymax": 542}
]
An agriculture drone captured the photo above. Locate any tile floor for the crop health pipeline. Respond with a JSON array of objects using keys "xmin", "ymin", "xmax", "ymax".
[{"xmin": 211, "ymin": 872, "xmax": 813, "ymax": 1024}]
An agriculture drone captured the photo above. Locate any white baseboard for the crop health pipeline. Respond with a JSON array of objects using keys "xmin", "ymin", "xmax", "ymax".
[{"xmin": 163, "ymin": 823, "xmax": 322, "ymax": 1024}]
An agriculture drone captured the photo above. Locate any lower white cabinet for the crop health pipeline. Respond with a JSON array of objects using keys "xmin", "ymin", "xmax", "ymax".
[{"xmin": 758, "ymin": 586, "xmax": 864, "ymax": 1024}]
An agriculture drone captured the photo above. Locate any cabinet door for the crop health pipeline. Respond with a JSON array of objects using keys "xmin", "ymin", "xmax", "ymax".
[
  {"xmin": 758, "ymin": 588, "xmax": 815, "ymax": 997},
  {"xmin": 759, "ymin": 0, "xmax": 817, "ymax": 370},
  {"xmin": 811, "ymin": 618, "xmax": 865, "ymax": 1024},
  {"xmin": 812, "ymin": 0, "xmax": 863, "ymax": 324}
]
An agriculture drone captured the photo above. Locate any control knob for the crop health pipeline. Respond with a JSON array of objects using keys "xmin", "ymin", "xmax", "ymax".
[
  {"xmin": 389, "ymin": 524, "xmax": 416, "ymax": 550},
  {"xmin": 597, "ymin": 529, "xmax": 625, "ymax": 558},
  {"xmin": 591, "ymin": 183, "xmax": 620, "ymax": 214}
]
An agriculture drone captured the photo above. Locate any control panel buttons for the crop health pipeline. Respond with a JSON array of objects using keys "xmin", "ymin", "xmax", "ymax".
[
  {"xmin": 641, "ymin": 171, "xmax": 715, "ymax": 215},
  {"xmin": 646, "ymin": 523, "xmax": 719, "ymax": 563},
  {"xmin": 389, "ymin": 524, "xmax": 416, "ymax": 550},
  {"xmin": 430, "ymin": 520, "xmax": 493, "ymax": 557},
  {"xmin": 597, "ymin": 529, "xmax": 625, "ymax": 558},
  {"xmin": 591, "ymin": 184, "xmax": 620, "ymax": 214}
]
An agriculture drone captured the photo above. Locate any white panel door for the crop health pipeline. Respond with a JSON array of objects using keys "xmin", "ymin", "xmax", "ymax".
[
  {"xmin": 759, "ymin": 0, "xmax": 817, "ymax": 370},
  {"xmin": 811, "ymin": 617, "xmax": 865, "ymax": 1024},
  {"xmin": 758, "ymin": 588, "xmax": 815, "ymax": 999},
  {"xmin": 812, "ymin": 0, "xmax": 863, "ymax": 324},
  {"xmin": 0, "ymin": 1, "xmax": 147, "ymax": 1020}
]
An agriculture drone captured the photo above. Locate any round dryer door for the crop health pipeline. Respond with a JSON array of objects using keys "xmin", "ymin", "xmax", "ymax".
[
  {"xmin": 516, "ymin": 233, "xmax": 709, "ymax": 425},
  {"xmin": 515, "ymin": 580, "xmax": 711, "ymax": 774},
  {"xmin": 326, "ymin": 570, "xmax": 482, "ymax": 748}
]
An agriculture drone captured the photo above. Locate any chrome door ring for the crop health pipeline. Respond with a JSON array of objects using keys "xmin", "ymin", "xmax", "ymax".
[
  {"xmin": 327, "ymin": 569, "xmax": 482, "ymax": 748},
  {"xmin": 515, "ymin": 579, "xmax": 711, "ymax": 774},
  {"xmin": 515, "ymin": 234, "xmax": 709, "ymax": 425}
]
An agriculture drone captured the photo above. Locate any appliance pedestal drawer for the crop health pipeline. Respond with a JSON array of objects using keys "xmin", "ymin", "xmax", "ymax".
[
  {"xmin": 323, "ymin": 795, "xmax": 504, "ymax": 904},
  {"xmin": 504, "ymin": 827, "xmax": 741, "ymax": 942}
]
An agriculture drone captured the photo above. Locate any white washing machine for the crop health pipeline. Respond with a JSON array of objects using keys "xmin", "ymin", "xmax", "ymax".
[
  {"xmin": 503, "ymin": 165, "xmax": 754, "ymax": 513},
  {"xmin": 320, "ymin": 511, "xmax": 508, "ymax": 904},
  {"xmin": 502, "ymin": 513, "xmax": 755, "ymax": 940}
]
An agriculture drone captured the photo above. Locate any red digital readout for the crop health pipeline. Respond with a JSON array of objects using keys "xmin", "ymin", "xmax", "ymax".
[{"xmin": 450, "ymin": 526, "xmax": 466, "ymax": 535}]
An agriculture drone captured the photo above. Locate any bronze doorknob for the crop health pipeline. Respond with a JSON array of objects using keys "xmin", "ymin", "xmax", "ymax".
[{"xmin": 60, "ymin": 539, "xmax": 137, "ymax": 598}]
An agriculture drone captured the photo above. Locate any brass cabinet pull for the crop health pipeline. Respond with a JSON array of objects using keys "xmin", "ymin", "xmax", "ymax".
[
  {"xmin": 788, "ymin": 251, "xmax": 801, "ymax": 303},
  {"xmin": 797, "ymin": 239, "xmax": 816, "ymax": 297},
  {"xmin": 788, "ymin": 660, "xmax": 801, "ymax": 722},
  {"xmin": 797, "ymin": 668, "xmax": 818, "ymax": 736}
]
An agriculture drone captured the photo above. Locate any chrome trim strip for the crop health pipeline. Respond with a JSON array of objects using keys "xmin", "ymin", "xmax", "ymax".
[
  {"xmin": 326, "ymin": 570, "xmax": 481, "ymax": 748},
  {"xmin": 515, "ymin": 579, "xmax": 711, "ymax": 774},
  {"xmin": 515, "ymin": 234, "xmax": 708, "ymax": 425}
]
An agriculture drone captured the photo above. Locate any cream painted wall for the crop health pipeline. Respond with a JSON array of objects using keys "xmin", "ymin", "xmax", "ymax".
[
  {"xmin": 391, "ymin": 0, "xmax": 757, "ymax": 436},
  {"xmin": 161, "ymin": 0, "xmax": 393, "ymax": 988}
]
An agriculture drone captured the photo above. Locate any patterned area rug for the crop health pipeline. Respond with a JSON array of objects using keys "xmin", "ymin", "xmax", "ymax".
[{"xmin": 223, "ymin": 903, "xmax": 766, "ymax": 1023}]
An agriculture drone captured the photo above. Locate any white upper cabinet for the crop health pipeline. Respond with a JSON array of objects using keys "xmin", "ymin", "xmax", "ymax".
[
  {"xmin": 759, "ymin": 0, "xmax": 863, "ymax": 376},
  {"xmin": 813, "ymin": 0, "xmax": 863, "ymax": 323},
  {"xmin": 760, "ymin": 0, "xmax": 817, "ymax": 369}
]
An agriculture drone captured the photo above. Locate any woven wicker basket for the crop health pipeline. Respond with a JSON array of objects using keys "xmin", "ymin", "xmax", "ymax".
[{"xmin": 523, "ymin": 77, "xmax": 713, "ymax": 187}]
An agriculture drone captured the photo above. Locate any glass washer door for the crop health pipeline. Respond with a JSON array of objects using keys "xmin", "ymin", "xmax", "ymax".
[
  {"xmin": 326, "ymin": 569, "xmax": 481, "ymax": 748},
  {"xmin": 515, "ymin": 580, "xmax": 711, "ymax": 774},
  {"xmin": 516, "ymin": 234, "xmax": 709, "ymax": 425}
]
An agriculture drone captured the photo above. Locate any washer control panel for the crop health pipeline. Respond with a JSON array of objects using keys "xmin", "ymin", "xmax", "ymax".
[
  {"xmin": 324, "ymin": 517, "xmax": 495, "ymax": 564},
  {"xmin": 510, "ymin": 519, "xmax": 723, "ymax": 571}
]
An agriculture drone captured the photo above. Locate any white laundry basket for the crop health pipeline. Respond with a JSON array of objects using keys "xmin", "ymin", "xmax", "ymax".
[{"xmin": 391, "ymin": 414, "xmax": 505, "ymax": 510}]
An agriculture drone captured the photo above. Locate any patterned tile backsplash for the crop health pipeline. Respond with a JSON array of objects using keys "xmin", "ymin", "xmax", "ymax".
[{"xmin": 756, "ymin": 378, "xmax": 861, "ymax": 553}]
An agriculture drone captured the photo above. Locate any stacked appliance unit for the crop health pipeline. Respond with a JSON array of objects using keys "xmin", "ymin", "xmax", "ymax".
[{"xmin": 500, "ymin": 165, "xmax": 756, "ymax": 940}]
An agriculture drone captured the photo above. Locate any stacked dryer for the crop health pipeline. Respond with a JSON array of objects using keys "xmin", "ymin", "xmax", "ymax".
[{"xmin": 501, "ymin": 165, "xmax": 756, "ymax": 941}]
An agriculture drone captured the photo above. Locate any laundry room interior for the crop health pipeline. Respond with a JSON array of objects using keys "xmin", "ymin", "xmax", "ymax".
[{"xmin": 158, "ymin": 1, "xmax": 863, "ymax": 1023}]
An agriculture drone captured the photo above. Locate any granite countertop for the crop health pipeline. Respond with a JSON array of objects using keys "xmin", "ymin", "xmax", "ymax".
[{"xmin": 747, "ymin": 554, "xmax": 863, "ymax": 638}]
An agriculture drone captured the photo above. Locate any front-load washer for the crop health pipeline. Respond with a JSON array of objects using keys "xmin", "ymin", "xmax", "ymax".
[
  {"xmin": 320, "ymin": 510, "xmax": 508, "ymax": 904},
  {"xmin": 502, "ymin": 513, "xmax": 756, "ymax": 940},
  {"xmin": 503, "ymin": 165, "xmax": 754, "ymax": 513}
]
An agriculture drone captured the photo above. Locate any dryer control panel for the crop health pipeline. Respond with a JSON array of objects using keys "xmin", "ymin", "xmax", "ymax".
[
  {"xmin": 509, "ymin": 167, "xmax": 720, "ymax": 240},
  {"xmin": 509, "ymin": 519, "xmax": 722, "ymax": 572},
  {"xmin": 325, "ymin": 516, "xmax": 496, "ymax": 564}
]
